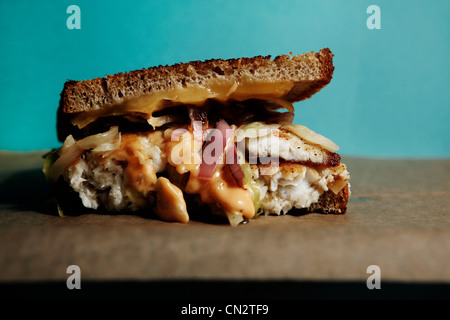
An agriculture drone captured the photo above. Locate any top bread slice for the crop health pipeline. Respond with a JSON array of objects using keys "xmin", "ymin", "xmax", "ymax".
[{"xmin": 57, "ymin": 48, "xmax": 334, "ymax": 140}]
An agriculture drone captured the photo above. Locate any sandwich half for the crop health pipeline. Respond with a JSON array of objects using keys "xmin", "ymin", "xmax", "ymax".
[{"xmin": 44, "ymin": 48, "xmax": 350, "ymax": 226}]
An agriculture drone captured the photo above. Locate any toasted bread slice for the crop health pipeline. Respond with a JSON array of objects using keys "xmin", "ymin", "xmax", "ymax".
[
  {"xmin": 305, "ymin": 183, "xmax": 350, "ymax": 214},
  {"xmin": 57, "ymin": 48, "xmax": 334, "ymax": 140}
]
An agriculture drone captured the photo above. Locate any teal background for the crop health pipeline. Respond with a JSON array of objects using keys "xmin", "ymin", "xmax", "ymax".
[{"xmin": 0, "ymin": 0, "xmax": 448, "ymax": 157}]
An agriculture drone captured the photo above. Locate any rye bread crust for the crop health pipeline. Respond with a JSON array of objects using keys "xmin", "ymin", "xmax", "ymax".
[
  {"xmin": 59, "ymin": 48, "xmax": 334, "ymax": 114},
  {"xmin": 306, "ymin": 183, "xmax": 350, "ymax": 214},
  {"xmin": 57, "ymin": 49, "xmax": 334, "ymax": 140}
]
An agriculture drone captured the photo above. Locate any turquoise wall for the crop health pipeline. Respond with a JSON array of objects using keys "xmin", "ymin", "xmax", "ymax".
[{"xmin": 0, "ymin": 0, "xmax": 449, "ymax": 157}]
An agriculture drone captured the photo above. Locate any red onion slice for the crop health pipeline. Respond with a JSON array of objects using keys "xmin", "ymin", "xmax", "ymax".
[
  {"xmin": 198, "ymin": 119, "xmax": 233, "ymax": 179},
  {"xmin": 198, "ymin": 132, "xmax": 222, "ymax": 178},
  {"xmin": 198, "ymin": 119, "xmax": 246, "ymax": 188}
]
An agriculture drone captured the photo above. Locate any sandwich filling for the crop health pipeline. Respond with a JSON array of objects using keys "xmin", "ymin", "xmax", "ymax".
[{"xmin": 45, "ymin": 100, "xmax": 350, "ymax": 226}]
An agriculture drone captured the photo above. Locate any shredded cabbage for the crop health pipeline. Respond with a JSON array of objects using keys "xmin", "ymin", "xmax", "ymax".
[
  {"xmin": 235, "ymin": 122, "xmax": 281, "ymax": 142},
  {"xmin": 47, "ymin": 126, "xmax": 120, "ymax": 183},
  {"xmin": 42, "ymin": 150, "xmax": 60, "ymax": 182},
  {"xmin": 242, "ymin": 162, "xmax": 262, "ymax": 215},
  {"xmin": 281, "ymin": 123, "xmax": 339, "ymax": 152}
]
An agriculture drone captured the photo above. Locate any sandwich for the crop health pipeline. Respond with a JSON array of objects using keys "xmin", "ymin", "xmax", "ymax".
[{"xmin": 43, "ymin": 48, "xmax": 350, "ymax": 226}]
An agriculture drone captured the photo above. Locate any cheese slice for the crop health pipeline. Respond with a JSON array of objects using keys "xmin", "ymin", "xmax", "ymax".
[{"xmin": 71, "ymin": 78, "xmax": 295, "ymax": 129}]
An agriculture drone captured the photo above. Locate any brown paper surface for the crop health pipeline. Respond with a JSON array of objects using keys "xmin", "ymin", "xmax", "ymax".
[{"xmin": 0, "ymin": 151, "xmax": 449, "ymax": 283}]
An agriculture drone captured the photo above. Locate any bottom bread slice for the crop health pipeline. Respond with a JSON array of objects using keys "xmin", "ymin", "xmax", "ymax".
[{"xmin": 304, "ymin": 183, "xmax": 350, "ymax": 214}]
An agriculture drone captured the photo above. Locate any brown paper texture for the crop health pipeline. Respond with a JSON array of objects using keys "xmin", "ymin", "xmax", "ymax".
[{"xmin": 0, "ymin": 151, "xmax": 449, "ymax": 283}]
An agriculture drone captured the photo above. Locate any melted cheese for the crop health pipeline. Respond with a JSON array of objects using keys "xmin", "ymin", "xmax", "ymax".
[
  {"xmin": 184, "ymin": 165, "xmax": 255, "ymax": 220},
  {"xmin": 72, "ymin": 79, "xmax": 294, "ymax": 128},
  {"xmin": 165, "ymin": 129, "xmax": 202, "ymax": 174},
  {"xmin": 100, "ymin": 128, "xmax": 255, "ymax": 222},
  {"xmin": 105, "ymin": 131, "xmax": 165, "ymax": 196},
  {"xmin": 154, "ymin": 177, "xmax": 189, "ymax": 223},
  {"xmin": 165, "ymin": 129, "xmax": 255, "ymax": 220}
]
